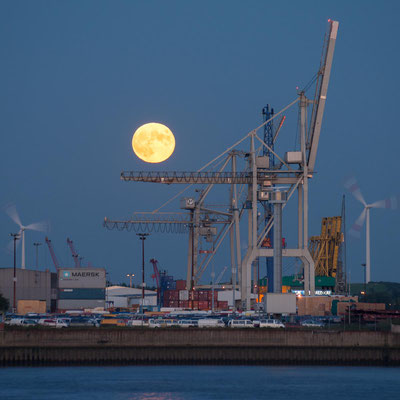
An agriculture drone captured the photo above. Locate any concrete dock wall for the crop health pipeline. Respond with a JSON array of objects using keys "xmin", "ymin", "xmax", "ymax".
[{"xmin": 1, "ymin": 328, "xmax": 399, "ymax": 366}]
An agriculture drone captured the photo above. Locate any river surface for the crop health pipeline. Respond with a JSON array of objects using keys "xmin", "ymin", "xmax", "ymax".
[{"xmin": 0, "ymin": 365, "xmax": 399, "ymax": 399}]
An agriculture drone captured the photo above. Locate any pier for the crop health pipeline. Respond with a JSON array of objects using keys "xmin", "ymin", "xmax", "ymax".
[{"xmin": 1, "ymin": 328, "xmax": 399, "ymax": 366}]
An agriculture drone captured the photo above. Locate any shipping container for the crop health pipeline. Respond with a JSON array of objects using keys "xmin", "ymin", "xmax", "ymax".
[
  {"xmin": 57, "ymin": 299, "xmax": 105, "ymax": 311},
  {"xmin": 17, "ymin": 300, "xmax": 46, "ymax": 314},
  {"xmin": 58, "ymin": 288, "xmax": 105, "ymax": 300},
  {"xmin": 179, "ymin": 290, "xmax": 189, "ymax": 301},
  {"xmin": 198, "ymin": 301, "xmax": 209, "ymax": 310},
  {"xmin": 175, "ymin": 280, "xmax": 186, "ymax": 291},
  {"xmin": 264, "ymin": 293, "xmax": 296, "ymax": 314},
  {"xmin": 179, "ymin": 300, "xmax": 189, "ymax": 308},
  {"xmin": 58, "ymin": 268, "xmax": 106, "ymax": 289}
]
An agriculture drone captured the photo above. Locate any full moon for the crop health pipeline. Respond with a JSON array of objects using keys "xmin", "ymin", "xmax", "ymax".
[{"xmin": 132, "ymin": 122, "xmax": 175, "ymax": 163}]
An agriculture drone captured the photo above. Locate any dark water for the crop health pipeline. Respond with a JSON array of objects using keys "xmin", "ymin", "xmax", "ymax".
[{"xmin": 0, "ymin": 366, "xmax": 399, "ymax": 399}]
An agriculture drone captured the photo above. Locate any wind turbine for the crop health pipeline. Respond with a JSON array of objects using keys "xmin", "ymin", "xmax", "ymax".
[
  {"xmin": 5, "ymin": 204, "xmax": 48, "ymax": 269},
  {"xmin": 344, "ymin": 177, "xmax": 398, "ymax": 283}
]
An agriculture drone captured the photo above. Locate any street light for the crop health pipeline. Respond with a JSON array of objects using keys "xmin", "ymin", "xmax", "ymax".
[
  {"xmin": 33, "ymin": 242, "xmax": 42, "ymax": 269},
  {"xmin": 126, "ymin": 273, "xmax": 135, "ymax": 288},
  {"xmin": 10, "ymin": 233, "xmax": 20, "ymax": 313},
  {"xmin": 137, "ymin": 233, "xmax": 149, "ymax": 312},
  {"xmin": 361, "ymin": 263, "xmax": 367, "ymax": 297}
]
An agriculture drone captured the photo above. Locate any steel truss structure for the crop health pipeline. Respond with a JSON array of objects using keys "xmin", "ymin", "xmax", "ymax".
[{"xmin": 104, "ymin": 20, "xmax": 339, "ymax": 310}]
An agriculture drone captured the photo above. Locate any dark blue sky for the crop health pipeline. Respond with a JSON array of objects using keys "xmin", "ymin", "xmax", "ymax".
[{"xmin": 1, "ymin": 1, "xmax": 399, "ymax": 285}]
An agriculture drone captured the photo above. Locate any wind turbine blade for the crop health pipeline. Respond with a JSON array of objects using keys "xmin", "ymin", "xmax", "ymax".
[
  {"xmin": 4, "ymin": 203, "xmax": 23, "ymax": 227},
  {"xmin": 25, "ymin": 221, "xmax": 49, "ymax": 232},
  {"xmin": 349, "ymin": 208, "xmax": 367, "ymax": 238},
  {"xmin": 344, "ymin": 176, "xmax": 366, "ymax": 206},
  {"xmin": 370, "ymin": 195, "xmax": 400, "ymax": 210}
]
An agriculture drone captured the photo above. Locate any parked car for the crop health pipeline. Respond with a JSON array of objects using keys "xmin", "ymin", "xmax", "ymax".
[
  {"xmin": 8, "ymin": 318, "xmax": 26, "ymax": 326},
  {"xmin": 257, "ymin": 319, "xmax": 285, "ymax": 328},
  {"xmin": 127, "ymin": 319, "xmax": 147, "ymax": 327},
  {"xmin": 177, "ymin": 319, "xmax": 198, "ymax": 328},
  {"xmin": 301, "ymin": 319, "xmax": 325, "ymax": 328},
  {"xmin": 38, "ymin": 318, "xmax": 69, "ymax": 328},
  {"xmin": 21, "ymin": 319, "xmax": 38, "ymax": 327},
  {"xmin": 228, "ymin": 319, "xmax": 254, "ymax": 328},
  {"xmin": 197, "ymin": 318, "xmax": 225, "ymax": 328}
]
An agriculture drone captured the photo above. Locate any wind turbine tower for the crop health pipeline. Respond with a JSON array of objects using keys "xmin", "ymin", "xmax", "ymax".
[
  {"xmin": 5, "ymin": 204, "xmax": 48, "ymax": 269},
  {"xmin": 345, "ymin": 177, "xmax": 398, "ymax": 283}
]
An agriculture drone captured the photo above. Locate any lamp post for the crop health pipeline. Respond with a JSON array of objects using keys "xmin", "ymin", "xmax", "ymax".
[
  {"xmin": 33, "ymin": 242, "xmax": 42, "ymax": 269},
  {"xmin": 10, "ymin": 233, "xmax": 20, "ymax": 313},
  {"xmin": 126, "ymin": 273, "xmax": 135, "ymax": 288},
  {"xmin": 361, "ymin": 263, "xmax": 367, "ymax": 299},
  {"xmin": 137, "ymin": 233, "xmax": 149, "ymax": 312}
]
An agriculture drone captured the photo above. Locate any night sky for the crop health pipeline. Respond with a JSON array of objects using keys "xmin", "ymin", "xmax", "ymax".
[{"xmin": 1, "ymin": 1, "xmax": 399, "ymax": 286}]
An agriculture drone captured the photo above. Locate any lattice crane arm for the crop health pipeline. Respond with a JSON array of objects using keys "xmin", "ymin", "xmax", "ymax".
[
  {"xmin": 121, "ymin": 171, "xmax": 299, "ymax": 185},
  {"xmin": 307, "ymin": 20, "xmax": 339, "ymax": 175},
  {"xmin": 67, "ymin": 238, "xmax": 80, "ymax": 268},
  {"xmin": 45, "ymin": 236, "xmax": 60, "ymax": 271}
]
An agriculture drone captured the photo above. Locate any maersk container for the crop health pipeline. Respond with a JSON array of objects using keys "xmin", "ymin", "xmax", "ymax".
[
  {"xmin": 58, "ymin": 288, "xmax": 105, "ymax": 300},
  {"xmin": 57, "ymin": 299, "xmax": 105, "ymax": 311},
  {"xmin": 58, "ymin": 268, "xmax": 106, "ymax": 289}
]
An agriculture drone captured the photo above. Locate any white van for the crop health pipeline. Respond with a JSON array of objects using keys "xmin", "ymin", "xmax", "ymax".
[
  {"xmin": 258, "ymin": 319, "xmax": 285, "ymax": 328},
  {"xmin": 127, "ymin": 319, "xmax": 147, "ymax": 327},
  {"xmin": 198, "ymin": 318, "xmax": 225, "ymax": 328},
  {"xmin": 177, "ymin": 319, "xmax": 198, "ymax": 328},
  {"xmin": 228, "ymin": 319, "xmax": 254, "ymax": 328}
]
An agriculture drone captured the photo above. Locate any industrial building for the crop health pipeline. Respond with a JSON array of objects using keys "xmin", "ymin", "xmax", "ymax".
[
  {"xmin": 106, "ymin": 286, "xmax": 157, "ymax": 309},
  {"xmin": 0, "ymin": 267, "xmax": 57, "ymax": 312}
]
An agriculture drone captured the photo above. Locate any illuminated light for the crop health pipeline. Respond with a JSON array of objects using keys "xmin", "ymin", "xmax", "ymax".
[
  {"xmin": 132, "ymin": 122, "xmax": 175, "ymax": 163},
  {"xmin": 328, "ymin": 19, "xmax": 331, "ymax": 22}
]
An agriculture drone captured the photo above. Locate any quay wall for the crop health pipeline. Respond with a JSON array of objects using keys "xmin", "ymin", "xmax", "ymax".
[{"xmin": 1, "ymin": 328, "xmax": 399, "ymax": 366}]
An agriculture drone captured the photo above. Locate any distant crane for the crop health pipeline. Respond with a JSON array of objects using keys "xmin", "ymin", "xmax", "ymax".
[
  {"xmin": 67, "ymin": 238, "xmax": 80, "ymax": 268},
  {"xmin": 150, "ymin": 258, "xmax": 161, "ymax": 304},
  {"xmin": 45, "ymin": 237, "xmax": 60, "ymax": 271}
]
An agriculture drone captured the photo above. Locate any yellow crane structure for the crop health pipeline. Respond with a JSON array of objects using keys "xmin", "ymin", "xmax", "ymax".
[{"xmin": 309, "ymin": 216, "xmax": 343, "ymax": 277}]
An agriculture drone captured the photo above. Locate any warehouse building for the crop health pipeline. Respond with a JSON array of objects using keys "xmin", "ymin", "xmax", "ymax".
[
  {"xmin": 106, "ymin": 286, "xmax": 157, "ymax": 309},
  {"xmin": 0, "ymin": 267, "xmax": 57, "ymax": 312}
]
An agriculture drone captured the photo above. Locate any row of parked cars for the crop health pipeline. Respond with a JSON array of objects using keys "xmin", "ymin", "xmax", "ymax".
[
  {"xmin": 106, "ymin": 317, "xmax": 286, "ymax": 328},
  {"xmin": 5, "ymin": 315, "xmax": 101, "ymax": 328},
  {"xmin": 3, "ymin": 313, "xmax": 332, "ymax": 329}
]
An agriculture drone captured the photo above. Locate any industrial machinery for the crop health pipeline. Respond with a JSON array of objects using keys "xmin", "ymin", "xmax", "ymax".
[
  {"xmin": 309, "ymin": 216, "xmax": 343, "ymax": 278},
  {"xmin": 104, "ymin": 20, "xmax": 339, "ymax": 310},
  {"xmin": 45, "ymin": 237, "xmax": 61, "ymax": 271},
  {"xmin": 67, "ymin": 238, "xmax": 80, "ymax": 268}
]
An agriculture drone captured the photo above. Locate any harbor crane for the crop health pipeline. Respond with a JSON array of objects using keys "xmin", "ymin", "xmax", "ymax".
[
  {"xmin": 45, "ymin": 237, "xmax": 61, "ymax": 271},
  {"xmin": 67, "ymin": 238, "xmax": 80, "ymax": 268},
  {"xmin": 104, "ymin": 20, "xmax": 339, "ymax": 310}
]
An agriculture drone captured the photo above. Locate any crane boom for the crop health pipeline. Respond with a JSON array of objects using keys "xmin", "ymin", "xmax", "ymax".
[
  {"xmin": 45, "ymin": 237, "xmax": 60, "ymax": 270},
  {"xmin": 67, "ymin": 238, "xmax": 80, "ymax": 268},
  {"xmin": 121, "ymin": 171, "xmax": 298, "ymax": 185},
  {"xmin": 307, "ymin": 20, "xmax": 339, "ymax": 174}
]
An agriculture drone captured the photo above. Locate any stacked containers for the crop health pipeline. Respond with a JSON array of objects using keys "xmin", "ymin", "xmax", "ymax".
[{"xmin": 58, "ymin": 268, "xmax": 106, "ymax": 311}]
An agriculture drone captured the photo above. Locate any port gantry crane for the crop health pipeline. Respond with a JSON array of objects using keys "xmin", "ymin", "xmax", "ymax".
[{"xmin": 104, "ymin": 20, "xmax": 339, "ymax": 310}]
